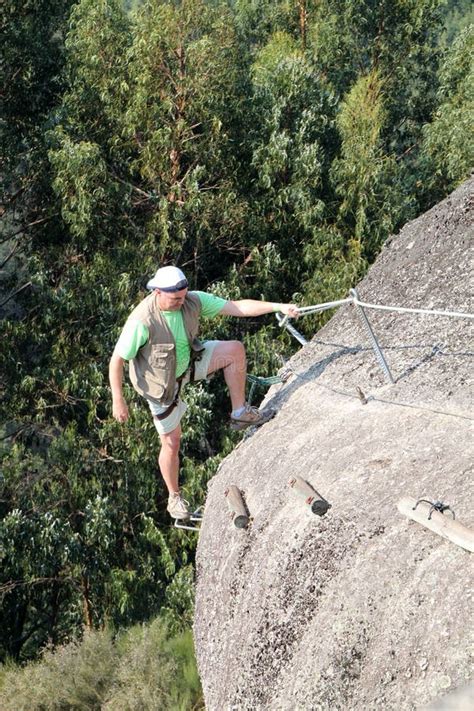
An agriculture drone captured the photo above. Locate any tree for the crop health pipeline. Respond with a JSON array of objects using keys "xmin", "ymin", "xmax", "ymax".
[
  {"xmin": 247, "ymin": 31, "xmax": 338, "ymax": 294},
  {"xmin": 421, "ymin": 25, "xmax": 474, "ymax": 193},
  {"xmin": 330, "ymin": 70, "xmax": 409, "ymax": 261},
  {"xmin": 0, "ymin": 0, "xmax": 248, "ymax": 660},
  {"xmin": 308, "ymin": 1, "xmax": 443, "ymax": 179},
  {"xmin": 1, "ymin": 0, "xmax": 74, "ymax": 166},
  {"xmin": 1, "ymin": 0, "xmax": 470, "ymax": 665},
  {"xmin": 1, "ymin": 0, "xmax": 75, "ymax": 314},
  {"xmin": 439, "ymin": 0, "xmax": 474, "ymax": 45}
]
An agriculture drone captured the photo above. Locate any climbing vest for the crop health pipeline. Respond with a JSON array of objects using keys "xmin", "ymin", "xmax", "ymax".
[{"xmin": 128, "ymin": 292, "xmax": 204, "ymax": 406}]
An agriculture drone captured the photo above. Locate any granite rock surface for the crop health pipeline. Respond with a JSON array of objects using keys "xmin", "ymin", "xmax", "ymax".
[{"xmin": 194, "ymin": 178, "xmax": 474, "ymax": 711}]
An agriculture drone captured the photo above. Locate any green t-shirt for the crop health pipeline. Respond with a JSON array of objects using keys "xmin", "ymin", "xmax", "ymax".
[{"xmin": 114, "ymin": 291, "xmax": 228, "ymax": 376}]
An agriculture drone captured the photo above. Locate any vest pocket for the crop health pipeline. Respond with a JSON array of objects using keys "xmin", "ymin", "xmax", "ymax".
[{"xmin": 149, "ymin": 343, "xmax": 174, "ymax": 367}]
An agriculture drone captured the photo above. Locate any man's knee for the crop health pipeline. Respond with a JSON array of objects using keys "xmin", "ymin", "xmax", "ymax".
[
  {"xmin": 208, "ymin": 340, "xmax": 246, "ymax": 375},
  {"xmin": 159, "ymin": 427, "xmax": 181, "ymax": 454},
  {"xmin": 223, "ymin": 341, "xmax": 246, "ymax": 371},
  {"xmin": 229, "ymin": 340, "xmax": 246, "ymax": 361}
]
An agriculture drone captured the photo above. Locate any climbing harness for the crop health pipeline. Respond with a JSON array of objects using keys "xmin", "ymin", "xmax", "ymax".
[
  {"xmin": 154, "ymin": 350, "xmax": 201, "ymax": 421},
  {"xmin": 154, "ymin": 374, "xmax": 185, "ymax": 421}
]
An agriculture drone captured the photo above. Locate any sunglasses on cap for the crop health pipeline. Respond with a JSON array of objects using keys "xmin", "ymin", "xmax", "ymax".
[{"xmin": 157, "ymin": 279, "xmax": 189, "ymax": 293}]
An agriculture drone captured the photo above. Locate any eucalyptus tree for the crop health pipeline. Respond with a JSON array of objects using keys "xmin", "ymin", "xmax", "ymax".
[
  {"xmin": 2, "ymin": 0, "xmax": 470, "ymax": 663},
  {"xmin": 329, "ymin": 70, "xmax": 411, "ymax": 264},
  {"xmin": 234, "ymin": 0, "xmax": 446, "ymax": 320},
  {"xmin": 1, "ymin": 0, "xmax": 74, "ymax": 172},
  {"xmin": 1, "ymin": 0, "xmax": 248, "ymax": 660},
  {"xmin": 1, "ymin": 0, "xmax": 75, "ymax": 317},
  {"xmin": 246, "ymin": 32, "xmax": 338, "ymax": 302},
  {"xmin": 421, "ymin": 25, "xmax": 474, "ymax": 194}
]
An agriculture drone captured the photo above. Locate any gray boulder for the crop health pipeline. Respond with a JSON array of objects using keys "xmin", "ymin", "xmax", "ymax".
[{"xmin": 195, "ymin": 178, "xmax": 473, "ymax": 711}]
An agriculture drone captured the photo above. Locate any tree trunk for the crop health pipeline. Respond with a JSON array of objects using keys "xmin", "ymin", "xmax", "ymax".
[
  {"xmin": 81, "ymin": 575, "xmax": 93, "ymax": 628},
  {"xmin": 298, "ymin": 0, "xmax": 307, "ymax": 50}
]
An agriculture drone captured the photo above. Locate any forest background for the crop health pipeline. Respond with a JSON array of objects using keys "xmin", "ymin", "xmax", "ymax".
[{"xmin": 1, "ymin": 0, "xmax": 473, "ymax": 707}]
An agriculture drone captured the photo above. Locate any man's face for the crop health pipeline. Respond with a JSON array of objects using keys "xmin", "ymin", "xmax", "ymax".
[{"xmin": 155, "ymin": 287, "xmax": 188, "ymax": 311}]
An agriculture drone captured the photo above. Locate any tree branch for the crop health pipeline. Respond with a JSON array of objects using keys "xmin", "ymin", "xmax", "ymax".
[
  {"xmin": 0, "ymin": 281, "xmax": 32, "ymax": 308},
  {"xmin": 1, "ymin": 215, "xmax": 57, "ymax": 243},
  {"xmin": 0, "ymin": 576, "xmax": 75, "ymax": 597},
  {"xmin": 0, "ymin": 240, "xmax": 22, "ymax": 270}
]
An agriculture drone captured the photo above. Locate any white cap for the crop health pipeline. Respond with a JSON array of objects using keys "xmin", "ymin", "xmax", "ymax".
[{"xmin": 146, "ymin": 266, "xmax": 188, "ymax": 292}]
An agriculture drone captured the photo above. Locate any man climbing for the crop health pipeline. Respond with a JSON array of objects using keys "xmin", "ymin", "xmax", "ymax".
[{"xmin": 109, "ymin": 266, "xmax": 299, "ymax": 521}]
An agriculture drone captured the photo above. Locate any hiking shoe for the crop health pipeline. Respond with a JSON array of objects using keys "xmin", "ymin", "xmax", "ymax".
[
  {"xmin": 167, "ymin": 493, "xmax": 191, "ymax": 520},
  {"xmin": 230, "ymin": 404, "xmax": 276, "ymax": 431}
]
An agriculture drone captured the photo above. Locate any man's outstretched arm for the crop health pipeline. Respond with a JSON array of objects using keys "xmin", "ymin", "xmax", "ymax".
[{"xmin": 220, "ymin": 300, "xmax": 299, "ymax": 318}]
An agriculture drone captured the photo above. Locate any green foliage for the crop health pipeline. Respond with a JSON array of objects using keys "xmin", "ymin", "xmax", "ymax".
[
  {"xmin": 49, "ymin": 132, "xmax": 109, "ymax": 239},
  {"xmin": 162, "ymin": 564, "xmax": 196, "ymax": 633},
  {"xmin": 421, "ymin": 25, "xmax": 474, "ymax": 190},
  {"xmin": 0, "ymin": 386, "xmax": 201, "ymax": 658},
  {"xmin": 1, "ymin": 0, "xmax": 75, "ymax": 303},
  {"xmin": 65, "ymin": 0, "xmax": 130, "ymax": 129},
  {"xmin": 0, "ymin": 619, "xmax": 203, "ymax": 711},
  {"xmin": 122, "ymin": 0, "xmax": 247, "ymax": 270},
  {"xmin": 2, "ymin": 0, "xmax": 473, "ymax": 668},
  {"xmin": 309, "ymin": 0, "xmax": 442, "ymax": 90},
  {"xmin": 1, "ymin": 0, "xmax": 74, "ymax": 159},
  {"xmin": 440, "ymin": 0, "xmax": 474, "ymax": 45},
  {"xmin": 248, "ymin": 31, "xmax": 337, "ymax": 296},
  {"xmin": 332, "ymin": 71, "xmax": 387, "ymax": 245},
  {"xmin": 103, "ymin": 620, "xmax": 202, "ymax": 711},
  {"xmin": 301, "ymin": 226, "xmax": 364, "ymax": 332},
  {"xmin": 330, "ymin": 71, "xmax": 410, "ymax": 260},
  {"xmin": 0, "ymin": 628, "xmax": 118, "ymax": 710},
  {"xmin": 233, "ymin": 0, "xmax": 300, "ymax": 50},
  {"xmin": 308, "ymin": 0, "xmax": 444, "ymax": 180}
]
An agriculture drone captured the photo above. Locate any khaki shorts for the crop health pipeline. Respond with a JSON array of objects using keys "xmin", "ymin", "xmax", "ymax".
[{"xmin": 147, "ymin": 340, "xmax": 220, "ymax": 435}]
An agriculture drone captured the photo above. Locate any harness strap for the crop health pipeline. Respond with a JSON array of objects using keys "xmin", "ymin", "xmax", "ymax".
[
  {"xmin": 153, "ymin": 348, "xmax": 202, "ymax": 421},
  {"xmin": 154, "ymin": 375, "xmax": 185, "ymax": 421}
]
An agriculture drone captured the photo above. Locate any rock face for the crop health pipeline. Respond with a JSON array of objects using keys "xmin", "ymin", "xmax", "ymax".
[{"xmin": 194, "ymin": 178, "xmax": 474, "ymax": 711}]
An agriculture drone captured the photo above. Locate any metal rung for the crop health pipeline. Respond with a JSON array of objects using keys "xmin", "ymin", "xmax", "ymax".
[{"xmin": 174, "ymin": 508, "xmax": 202, "ymax": 531}]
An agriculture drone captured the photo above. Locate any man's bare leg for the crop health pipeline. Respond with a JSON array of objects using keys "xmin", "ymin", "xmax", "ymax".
[
  {"xmin": 158, "ymin": 425, "xmax": 182, "ymax": 495},
  {"xmin": 206, "ymin": 340, "xmax": 247, "ymax": 411}
]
